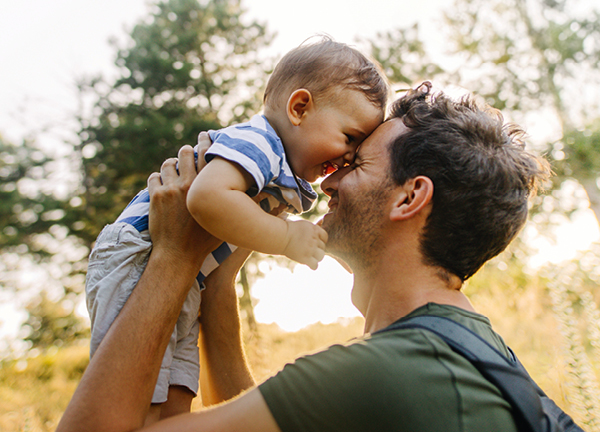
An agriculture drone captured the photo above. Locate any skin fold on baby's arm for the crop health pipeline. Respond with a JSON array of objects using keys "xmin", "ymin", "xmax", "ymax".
[{"xmin": 186, "ymin": 156, "xmax": 327, "ymax": 270}]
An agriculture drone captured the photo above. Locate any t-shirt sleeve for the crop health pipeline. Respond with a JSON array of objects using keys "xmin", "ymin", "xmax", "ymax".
[
  {"xmin": 258, "ymin": 331, "xmax": 517, "ymax": 432},
  {"xmin": 206, "ymin": 126, "xmax": 284, "ymax": 193}
]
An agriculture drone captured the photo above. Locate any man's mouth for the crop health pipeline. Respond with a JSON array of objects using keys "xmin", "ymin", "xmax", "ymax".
[
  {"xmin": 326, "ymin": 192, "xmax": 338, "ymax": 213},
  {"xmin": 322, "ymin": 161, "xmax": 339, "ymax": 176}
]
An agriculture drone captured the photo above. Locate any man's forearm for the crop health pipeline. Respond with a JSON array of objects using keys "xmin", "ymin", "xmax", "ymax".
[
  {"xmin": 199, "ymin": 248, "xmax": 256, "ymax": 406},
  {"xmin": 58, "ymin": 246, "xmax": 209, "ymax": 432}
]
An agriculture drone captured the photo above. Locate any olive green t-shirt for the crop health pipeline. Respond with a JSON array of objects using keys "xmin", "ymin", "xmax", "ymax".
[{"xmin": 259, "ymin": 303, "xmax": 518, "ymax": 432}]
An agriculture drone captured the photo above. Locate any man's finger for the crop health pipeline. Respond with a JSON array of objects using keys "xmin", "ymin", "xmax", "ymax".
[
  {"xmin": 160, "ymin": 157, "xmax": 178, "ymax": 181},
  {"xmin": 147, "ymin": 172, "xmax": 162, "ymax": 194},
  {"xmin": 177, "ymin": 145, "xmax": 197, "ymax": 184},
  {"xmin": 196, "ymin": 132, "xmax": 212, "ymax": 172},
  {"xmin": 161, "ymin": 157, "xmax": 178, "ymax": 171}
]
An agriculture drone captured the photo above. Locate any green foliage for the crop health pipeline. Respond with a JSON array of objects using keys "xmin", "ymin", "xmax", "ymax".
[
  {"xmin": 73, "ymin": 0, "xmax": 274, "ymax": 244},
  {"xmin": 363, "ymin": 24, "xmax": 446, "ymax": 88},
  {"xmin": 556, "ymin": 124, "xmax": 600, "ymax": 181},
  {"xmin": 443, "ymin": 0, "xmax": 600, "ymax": 116},
  {"xmin": 0, "ymin": 135, "xmax": 66, "ymax": 256},
  {"xmin": 0, "ymin": 0, "xmax": 275, "ymax": 357},
  {"xmin": 445, "ymin": 0, "xmax": 600, "ymax": 126},
  {"xmin": 21, "ymin": 291, "xmax": 90, "ymax": 350}
]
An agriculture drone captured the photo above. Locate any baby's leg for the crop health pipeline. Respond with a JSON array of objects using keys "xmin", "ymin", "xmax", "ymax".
[
  {"xmin": 144, "ymin": 385, "xmax": 194, "ymax": 426},
  {"xmin": 162, "ymin": 385, "xmax": 195, "ymax": 417}
]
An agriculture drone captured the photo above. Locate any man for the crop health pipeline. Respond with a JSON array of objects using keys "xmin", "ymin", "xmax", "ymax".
[{"xmin": 57, "ymin": 82, "xmax": 550, "ymax": 431}]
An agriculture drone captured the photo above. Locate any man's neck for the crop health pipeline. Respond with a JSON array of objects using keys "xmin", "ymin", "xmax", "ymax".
[{"xmin": 352, "ymin": 251, "xmax": 474, "ymax": 335}]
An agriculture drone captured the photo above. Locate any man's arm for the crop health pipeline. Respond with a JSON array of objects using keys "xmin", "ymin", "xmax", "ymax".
[
  {"xmin": 57, "ymin": 146, "xmax": 221, "ymax": 432},
  {"xmin": 58, "ymin": 144, "xmax": 281, "ymax": 432},
  {"xmin": 199, "ymin": 247, "xmax": 256, "ymax": 406}
]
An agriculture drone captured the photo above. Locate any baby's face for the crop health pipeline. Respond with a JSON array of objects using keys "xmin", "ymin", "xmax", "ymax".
[{"xmin": 285, "ymin": 90, "xmax": 383, "ymax": 183}]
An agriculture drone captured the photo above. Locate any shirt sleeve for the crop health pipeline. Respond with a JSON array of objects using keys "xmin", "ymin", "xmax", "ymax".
[{"xmin": 206, "ymin": 124, "xmax": 284, "ymax": 194}]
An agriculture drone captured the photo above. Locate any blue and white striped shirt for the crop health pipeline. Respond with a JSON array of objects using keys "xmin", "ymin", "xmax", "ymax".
[{"xmin": 115, "ymin": 114, "xmax": 317, "ymax": 283}]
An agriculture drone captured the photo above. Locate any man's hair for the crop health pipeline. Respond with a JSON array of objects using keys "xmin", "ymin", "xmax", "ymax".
[
  {"xmin": 263, "ymin": 36, "xmax": 389, "ymax": 111},
  {"xmin": 388, "ymin": 82, "xmax": 550, "ymax": 281}
]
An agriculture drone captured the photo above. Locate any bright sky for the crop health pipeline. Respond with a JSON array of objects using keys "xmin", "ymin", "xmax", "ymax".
[{"xmin": 0, "ymin": 0, "xmax": 598, "ymax": 343}]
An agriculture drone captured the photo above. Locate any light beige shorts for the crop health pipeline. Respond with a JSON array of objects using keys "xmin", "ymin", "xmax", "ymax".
[{"xmin": 85, "ymin": 222, "xmax": 201, "ymax": 403}]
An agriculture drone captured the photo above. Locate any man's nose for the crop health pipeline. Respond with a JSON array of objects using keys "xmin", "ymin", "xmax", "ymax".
[{"xmin": 320, "ymin": 165, "xmax": 349, "ymax": 197}]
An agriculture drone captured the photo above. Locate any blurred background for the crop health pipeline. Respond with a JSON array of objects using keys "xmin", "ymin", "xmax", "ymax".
[{"xmin": 1, "ymin": 0, "xmax": 600, "ymax": 429}]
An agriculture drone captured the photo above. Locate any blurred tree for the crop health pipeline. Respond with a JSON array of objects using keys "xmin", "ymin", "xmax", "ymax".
[
  {"xmin": 21, "ymin": 291, "xmax": 90, "ymax": 350},
  {"xmin": 0, "ymin": 133, "xmax": 90, "ymax": 351},
  {"xmin": 0, "ymin": 135, "xmax": 65, "ymax": 255},
  {"xmin": 442, "ymin": 0, "xmax": 600, "ymax": 221},
  {"xmin": 2, "ymin": 0, "xmax": 275, "ymax": 350},
  {"xmin": 363, "ymin": 24, "xmax": 447, "ymax": 89},
  {"xmin": 65, "ymin": 0, "xmax": 275, "ymax": 331},
  {"xmin": 71, "ymin": 0, "xmax": 274, "ymax": 245}
]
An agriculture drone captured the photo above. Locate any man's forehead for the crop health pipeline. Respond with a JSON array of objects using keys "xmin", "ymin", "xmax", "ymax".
[{"xmin": 356, "ymin": 118, "xmax": 407, "ymax": 159}]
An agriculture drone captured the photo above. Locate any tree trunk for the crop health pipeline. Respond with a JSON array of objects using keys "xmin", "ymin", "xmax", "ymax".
[
  {"xmin": 580, "ymin": 178, "xmax": 600, "ymax": 227},
  {"xmin": 239, "ymin": 265, "xmax": 258, "ymax": 336}
]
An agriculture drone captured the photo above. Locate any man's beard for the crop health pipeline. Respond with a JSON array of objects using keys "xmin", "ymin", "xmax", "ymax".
[{"xmin": 325, "ymin": 180, "xmax": 393, "ymax": 272}]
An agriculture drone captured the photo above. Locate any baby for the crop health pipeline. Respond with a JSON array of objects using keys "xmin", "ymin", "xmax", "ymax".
[{"xmin": 85, "ymin": 37, "xmax": 389, "ymax": 422}]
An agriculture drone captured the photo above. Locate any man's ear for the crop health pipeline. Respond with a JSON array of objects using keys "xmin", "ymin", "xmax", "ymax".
[
  {"xmin": 286, "ymin": 89, "xmax": 313, "ymax": 126},
  {"xmin": 389, "ymin": 176, "xmax": 433, "ymax": 221}
]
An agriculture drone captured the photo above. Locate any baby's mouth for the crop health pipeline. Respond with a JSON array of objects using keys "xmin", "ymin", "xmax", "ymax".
[{"xmin": 322, "ymin": 161, "xmax": 339, "ymax": 176}]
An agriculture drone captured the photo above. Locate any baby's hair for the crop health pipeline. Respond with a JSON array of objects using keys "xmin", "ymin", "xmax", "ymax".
[{"xmin": 263, "ymin": 35, "xmax": 390, "ymax": 111}]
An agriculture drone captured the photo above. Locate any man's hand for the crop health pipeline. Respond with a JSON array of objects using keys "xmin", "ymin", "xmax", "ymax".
[
  {"xmin": 148, "ymin": 145, "xmax": 220, "ymax": 272},
  {"xmin": 282, "ymin": 220, "xmax": 328, "ymax": 270}
]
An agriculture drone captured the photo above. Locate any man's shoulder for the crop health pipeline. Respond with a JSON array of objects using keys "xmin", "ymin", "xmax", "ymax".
[{"xmin": 379, "ymin": 303, "xmax": 510, "ymax": 357}]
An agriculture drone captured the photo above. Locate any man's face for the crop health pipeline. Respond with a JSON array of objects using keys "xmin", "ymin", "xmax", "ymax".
[{"xmin": 320, "ymin": 119, "xmax": 407, "ymax": 271}]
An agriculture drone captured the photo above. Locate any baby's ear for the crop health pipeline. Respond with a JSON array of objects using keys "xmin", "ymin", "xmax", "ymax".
[{"xmin": 286, "ymin": 89, "xmax": 313, "ymax": 126}]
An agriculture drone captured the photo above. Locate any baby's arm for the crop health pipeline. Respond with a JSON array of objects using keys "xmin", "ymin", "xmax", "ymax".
[{"xmin": 187, "ymin": 157, "xmax": 327, "ymax": 270}]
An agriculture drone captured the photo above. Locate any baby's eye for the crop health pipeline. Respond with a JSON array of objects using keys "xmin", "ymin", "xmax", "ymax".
[{"xmin": 345, "ymin": 134, "xmax": 355, "ymax": 144}]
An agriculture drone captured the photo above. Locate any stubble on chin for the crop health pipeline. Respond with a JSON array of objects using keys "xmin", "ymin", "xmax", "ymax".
[{"xmin": 324, "ymin": 184, "xmax": 392, "ymax": 272}]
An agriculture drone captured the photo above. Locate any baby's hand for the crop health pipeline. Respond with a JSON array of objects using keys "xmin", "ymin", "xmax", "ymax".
[{"xmin": 283, "ymin": 219, "xmax": 328, "ymax": 270}]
